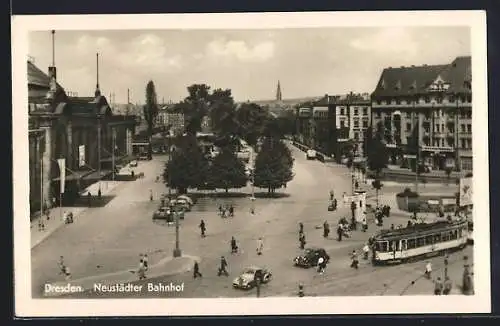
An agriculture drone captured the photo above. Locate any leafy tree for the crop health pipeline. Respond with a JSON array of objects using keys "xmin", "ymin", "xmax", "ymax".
[
  {"xmin": 253, "ymin": 137, "xmax": 294, "ymax": 194},
  {"xmin": 235, "ymin": 102, "xmax": 269, "ymax": 148},
  {"xmin": 178, "ymin": 84, "xmax": 211, "ymax": 135},
  {"xmin": 366, "ymin": 128, "xmax": 389, "ymax": 178},
  {"xmin": 363, "ymin": 126, "xmax": 373, "ymax": 157},
  {"xmin": 209, "ymin": 147, "xmax": 248, "ymax": 193},
  {"xmin": 143, "ymin": 80, "xmax": 159, "ymax": 160},
  {"xmin": 163, "ymin": 135, "xmax": 209, "ymax": 194},
  {"xmin": 209, "ymin": 88, "xmax": 240, "ymax": 150},
  {"xmin": 371, "ymin": 178, "xmax": 383, "ymax": 207}
]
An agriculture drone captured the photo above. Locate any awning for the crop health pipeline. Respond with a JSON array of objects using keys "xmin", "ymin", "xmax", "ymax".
[{"xmin": 82, "ymin": 170, "xmax": 112, "ymax": 181}]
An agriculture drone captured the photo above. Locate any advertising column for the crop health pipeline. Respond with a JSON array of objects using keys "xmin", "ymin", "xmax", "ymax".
[{"xmin": 354, "ymin": 190, "xmax": 367, "ymax": 223}]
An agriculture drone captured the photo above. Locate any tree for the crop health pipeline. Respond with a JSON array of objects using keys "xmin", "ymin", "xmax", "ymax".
[
  {"xmin": 143, "ymin": 80, "xmax": 159, "ymax": 160},
  {"xmin": 178, "ymin": 84, "xmax": 211, "ymax": 135},
  {"xmin": 366, "ymin": 131, "xmax": 389, "ymax": 178},
  {"xmin": 209, "ymin": 88, "xmax": 240, "ymax": 150},
  {"xmin": 363, "ymin": 126, "xmax": 373, "ymax": 157},
  {"xmin": 235, "ymin": 102, "xmax": 269, "ymax": 148},
  {"xmin": 253, "ymin": 137, "xmax": 294, "ymax": 194},
  {"xmin": 209, "ymin": 147, "xmax": 248, "ymax": 193},
  {"xmin": 163, "ymin": 135, "xmax": 209, "ymax": 194}
]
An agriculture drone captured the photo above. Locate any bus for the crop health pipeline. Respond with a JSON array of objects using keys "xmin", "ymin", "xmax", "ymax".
[{"xmin": 372, "ymin": 220, "xmax": 469, "ymax": 265}]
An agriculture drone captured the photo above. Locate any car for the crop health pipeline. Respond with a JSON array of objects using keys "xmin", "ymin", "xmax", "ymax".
[
  {"xmin": 129, "ymin": 160, "xmax": 138, "ymax": 167},
  {"xmin": 232, "ymin": 266, "xmax": 272, "ymax": 290},
  {"xmin": 306, "ymin": 149, "xmax": 317, "ymax": 160},
  {"xmin": 172, "ymin": 198, "xmax": 191, "ymax": 212},
  {"xmin": 294, "ymin": 247, "xmax": 330, "ymax": 268},
  {"xmin": 152, "ymin": 207, "xmax": 173, "ymax": 222}
]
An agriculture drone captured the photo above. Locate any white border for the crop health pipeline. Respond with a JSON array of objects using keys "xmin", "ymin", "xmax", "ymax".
[{"xmin": 12, "ymin": 11, "xmax": 490, "ymax": 317}]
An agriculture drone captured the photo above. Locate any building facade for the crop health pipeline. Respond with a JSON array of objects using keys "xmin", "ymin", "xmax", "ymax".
[
  {"xmin": 28, "ymin": 60, "xmax": 136, "ymax": 212},
  {"xmin": 371, "ymin": 56, "xmax": 472, "ymax": 171}
]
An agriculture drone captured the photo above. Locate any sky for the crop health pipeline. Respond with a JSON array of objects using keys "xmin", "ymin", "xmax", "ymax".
[{"xmin": 28, "ymin": 27, "xmax": 471, "ymax": 104}]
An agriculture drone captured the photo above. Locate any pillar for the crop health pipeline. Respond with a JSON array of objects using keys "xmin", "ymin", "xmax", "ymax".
[
  {"xmin": 126, "ymin": 128, "xmax": 132, "ymax": 156},
  {"xmin": 66, "ymin": 120, "xmax": 73, "ymax": 170},
  {"xmin": 40, "ymin": 124, "xmax": 54, "ymax": 208}
]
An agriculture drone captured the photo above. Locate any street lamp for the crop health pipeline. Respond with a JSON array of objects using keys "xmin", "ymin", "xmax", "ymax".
[{"xmin": 173, "ymin": 208, "xmax": 182, "ymax": 257}]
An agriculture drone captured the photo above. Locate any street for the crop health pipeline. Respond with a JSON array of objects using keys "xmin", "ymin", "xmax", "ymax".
[{"xmin": 32, "ymin": 144, "xmax": 472, "ymax": 298}]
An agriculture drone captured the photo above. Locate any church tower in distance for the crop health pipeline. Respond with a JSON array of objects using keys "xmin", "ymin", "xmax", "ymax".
[{"xmin": 276, "ymin": 80, "xmax": 282, "ymax": 101}]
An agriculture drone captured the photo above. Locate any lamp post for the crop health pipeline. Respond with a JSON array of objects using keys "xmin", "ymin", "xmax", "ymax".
[
  {"xmin": 173, "ymin": 209, "xmax": 182, "ymax": 257},
  {"xmin": 444, "ymin": 254, "xmax": 449, "ymax": 279}
]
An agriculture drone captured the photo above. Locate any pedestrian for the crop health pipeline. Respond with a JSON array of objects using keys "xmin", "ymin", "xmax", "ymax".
[
  {"xmin": 343, "ymin": 192, "xmax": 347, "ymax": 206},
  {"xmin": 138, "ymin": 259, "xmax": 146, "ymax": 280},
  {"xmin": 434, "ymin": 277, "xmax": 443, "ymax": 295},
  {"xmin": 38, "ymin": 217, "xmax": 45, "ymax": 231},
  {"xmin": 87, "ymin": 191, "xmax": 92, "ymax": 207},
  {"xmin": 45, "ymin": 207, "xmax": 51, "ymax": 221},
  {"xmin": 443, "ymin": 276, "xmax": 452, "ymax": 295},
  {"xmin": 329, "ymin": 190, "xmax": 334, "ymax": 201},
  {"xmin": 317, "ymin": 257, "xmax": 325, "ymax": 274},
  {"xmin": 193, "ymin": 261, "xmax": 203, "ymax": 278},
  {"xmin": 298, "ymin": 283, "xmax": 305, "ymax": 297},
  {"xmin": 407, "ymin": 220, "xmax": 413, "ymax": 228},
  {"xmin": 218, "ymin": 205, "xmax": 223, "ymax": 216},
  {"xmin": 230, "ymin": 236, "xmax": 238, "ymax": 254},
  {"xmin": 350, "ymin": 250, "xmax": 359, "ymax": 269},
  {"xmin": 362, "ymin": 217, "xmax": 368, "ymax": 232},
  {"xmin": 58, "ymin": 256, "xmax": 71, "ymax": 280},
  {"xmin": 351, "ymin": 201, "xmax": 356, "ymax": 220},
  {"xmin": 143, "ymin": 254, "xmax": 149, "ymax": 271},
  {"xmin": 363, "ymin": 243, "xmax": 370, "ymax": 260},
  {"xmin": 337, "ymin": 224, "xmax": 343, "ymax": 242},
  {"xmin": 425, "ymin": 261, "xmax": 432, "ymax": 279},
  {"xmin": 390, "ymin": 224, "xmax": 395, "ymax": 230},
  {"xmin": 229, "ymin": 205, "xmax": 234, "ymax": 217},
  {"xmin": 218, "ymin": 256, "xmax": 229, "ymax": 276},
  {"xmin": 98, "ymin": 187, "xmax": 102, "ymax": 198},
  {"xmin": 199, "ymin": 220, "xmax": 206, "ymax": 237},
  {"xmin": 323, "ymin": 221, "xmax": 330, "ymax": 238},
  {"xmin": 149, "ymin": 189, "xmax": 153, "ymax": 201},
  {"xmin": 355, "ymin": 180, "xmax": 359, "ymax": 189},
  {"xmin": 333, "ymin": 198, "xmax": 338, "ymax": 210},
  {"xmin": 299, "ymin": 222, "xmax": 304, "ymax": 235},
  {"xmin": 257, "ymin": 237, "xmax": 264, "ymax": 255},
  {"xmin": 299, "ymin": 233, "xmax": 306, "ymax": 249}
]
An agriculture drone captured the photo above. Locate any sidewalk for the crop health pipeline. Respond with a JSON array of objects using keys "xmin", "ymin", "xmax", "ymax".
[
  {"xmin": 43, "ymin": 255, "xmax": 198, "ymax": 297},
  {"xmin": 31, "ymin": 180, "xmax": 124, "ymax": 249}
]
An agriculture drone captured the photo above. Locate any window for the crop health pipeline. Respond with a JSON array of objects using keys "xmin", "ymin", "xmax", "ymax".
[
  {"xmin": 406, "ymin": 111, "xmax": 411, "ymax": 118},
  {"xmin": 354, "ymin": 132, "xmax": 359, "ymax": 140},
  {"xmin": 354, "ymin": 119, "xmax": 359, "ymax": 128},
  {"xmin": 425, "ymin": 235, "xmax": 433, "ymax": 245},
  {"xmin": 441, "ymin": 232, "xmax": 450, "ymax": 242},
  {"xmin": 425, "ymin": 96, "xmax": 431, "ymax": 103},
  {"xmin": 436, "ymin": 96, "xmax": 443, "ymax": 104},
  {"xmin": 416, "ymin": 237, "xmax": 425, "ymax": 247},
  {"xmin": 461, "ymin": 124, "xmax": 466, "ymax": 132},
  {"xmin": 451, "ymin": 230, "xmax": 458, "ymax": 240},
  {"xmin": 467, "ymin": 124, "xmax": 472, "ymax": 133},
  {"xmin": 376, "ymin": 241, "xmax": 388, "ymax": 252},
  {"xmin": 436, "ymin": 110, "xmax": 441, "ymax": 117},
  {"xmin": 466, "ymin": 111, "xmax": 472, "ymax": 119},
  {"xmin": 377, "ymin": 100, "xmax": 381, "ymax": 105},
  {"xmin": 362, "ymin": 121, "xmax": 368, "ymax": 128},
  {"xmin": 466, "ymin": 95, "xmax": 472, "ymax": 103},
  {"xmin": 467, "ymin": 139, "xmax": 472, "ymax": 149},
  {"xmin": 459, "ymin": 229, "xmax": 463, "ymax": 238},
  {"xmin": 436, "ymin": 124, "xmax": 440, "ymax": 132},
  {"xmin": 441, "ymin": 139, "xmax": 445, "ymax": 146},
  {"xmin": 407, "ymin": 238, "xmax": 416, "ymax": 249},
  {"xmin": 376, "ymin": 111, "xmax": 381, "ymax": 118},
  {"xmin": 448, "ymin": 95, "xmax": 455, "ymax": 102},
  {"xmin": 406, "ymin": 123, "xmax": 412, "ymax": 132},
  {"xmin": 363, "ymin": 108, "xmax": 368, "ymax": 115},
  {"xmin": 340, "ymin": 108, "xmax": 345, "ymax": 115},
  {"xmin": 340, "ymin": 120, "xmax": 345, "ymax": 128},
  {"xmin": 354, "ymin": 108, "xmax": 359, "ymax": 115},
  {"xmin": 395, "ymin": 99, "xmax": 401, "ymax": 105}
]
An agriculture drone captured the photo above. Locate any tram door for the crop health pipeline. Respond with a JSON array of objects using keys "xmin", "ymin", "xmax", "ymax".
[{"xmin": 400, "ymin": 239, "xmax": 408, "ymax": 260}]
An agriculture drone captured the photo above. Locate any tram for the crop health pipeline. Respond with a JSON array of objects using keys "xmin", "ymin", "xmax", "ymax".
[{"xmin": 371, "ymin": 220, "xmax": 469, "ymax": 265}]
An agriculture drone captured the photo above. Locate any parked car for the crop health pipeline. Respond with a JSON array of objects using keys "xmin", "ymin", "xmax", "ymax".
[
  {"xmin": 177, "ymin": 195, "xmax": 194, "ymax": 206},
  {"xmin": 170, "ymin": 199, "xmax": 191, "ymax": 212},
  {"xmin": 306, "ymin": 149, "xmax": 317, "ymax": 160},
  {"xmin": 294, "ymin": 247, "xmax": 330, "ymax": 268},
  {"xmin": 232, "ymin": 266, "xmax": 272, "ymax": 290},
  {"xmin": 129, "ymin": 160, "xmax": 138, "ymax": 167}
]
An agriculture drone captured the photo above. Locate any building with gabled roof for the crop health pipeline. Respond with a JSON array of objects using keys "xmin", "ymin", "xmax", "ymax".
[{"xmin": 371, "ymin": 56, "xmax": 472, "ymax": 172}]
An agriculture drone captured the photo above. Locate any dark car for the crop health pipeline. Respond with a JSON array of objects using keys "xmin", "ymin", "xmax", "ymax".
[{"xmin": 294, "ymin": 247, "xmax": 330, "ymax": 268}]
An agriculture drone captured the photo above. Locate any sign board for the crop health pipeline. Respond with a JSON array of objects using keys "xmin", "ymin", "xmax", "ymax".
[
  {"xmin": 78, "ymin": 145, "xmax": 86, "ymax": 167},
  {"xmin": 459, "ymin": 177, "xmax": 473, "ymax": 206}
]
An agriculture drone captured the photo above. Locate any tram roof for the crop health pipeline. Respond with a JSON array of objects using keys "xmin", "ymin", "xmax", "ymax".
[{"xmin": 373, "ymin": 220, "xmax": 467, "ymax": 241}]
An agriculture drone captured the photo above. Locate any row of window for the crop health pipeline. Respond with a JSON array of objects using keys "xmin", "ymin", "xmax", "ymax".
[
  {"xmin": 374, "ymin": 110, "xmax": 472, "ymax": 119},
  {"xmin": 375, "ymin": 228, "xmax": 464, "ymax": 252},
  {"xmin": 404, "ymin": 123, "xmax": 471, "ymax": 133},
  {"xmin": 339, "ymin": 107, "xmax": 369, "ymax": 116},
  {"xmin": 375, "ymin": 95, "xmax": 472, "ymax": 106}
]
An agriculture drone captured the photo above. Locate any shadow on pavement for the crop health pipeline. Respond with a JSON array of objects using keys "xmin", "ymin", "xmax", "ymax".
[
  {"xmin": 254, "ymin": 192, "xmax": 291, "ymax": 199},
  {"xmin": 66, "ymin": 195, "xmax": 117, "ymax": 208}
]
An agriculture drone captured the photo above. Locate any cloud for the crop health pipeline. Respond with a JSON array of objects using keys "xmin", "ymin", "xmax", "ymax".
[
  {"xmin": 349, "ymin": 28, "xmax": 419, "ymax": 57},
  {"xmin": 206, "ymin": 39, "xmax": 275, "ymax": 62}
]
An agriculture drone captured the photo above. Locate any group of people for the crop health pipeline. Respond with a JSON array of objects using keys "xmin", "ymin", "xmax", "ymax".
[
  {"xmin": 374, "ymin": 205, "xmax": 391, "ymax": 226},
  {"xmin": 63, "ymin": 211, "xmax": 74, "ymax": 224},
  {"xmin": 58, "ymin": 256, "xmax": 71, "ymax": 280},
  {"xmin": 218, "ymin": 204, "xmax": 234, "ymax": 218}
]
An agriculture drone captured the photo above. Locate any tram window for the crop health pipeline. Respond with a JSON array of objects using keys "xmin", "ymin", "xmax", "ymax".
[
  {"xmin": 434, "ymin": 234, "xmax": 441, "ymax": 243},
  {"xmin": 401, "ymin": 240, "xmax": 407, "ymax": 250},
  {"xmin": 442, "ymin": 232, "xmax": 450, "ymax": 242},
  {"xmin": 376, "ymin": 241, "xmax": 388, "ymax": 252},
  {"xmin": 459, "ymin": 229, "xmax": 463, "ymax": 237},
  {"xmin": 388, "ymin": 242, "xmax": 394, "ymax": 251},
  {"xmin": 407, "ymin": 238, "xmax": 416, "ymax": 249},
  {"xmin": 417, "ymin": 237, "xmax": 425, "ymax": 247},
  {"xmin": 451, "ymin": 230, "xmax": 458, "ymax": 240},
  {"xmin": 425, "ymin": 235, "xmax": 433, "ymax": 245}
]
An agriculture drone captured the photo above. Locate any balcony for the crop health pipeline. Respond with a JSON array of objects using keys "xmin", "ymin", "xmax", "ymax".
[{"xmin": 421, "ymin": 145, "xmax": 454, "ymax": 153}]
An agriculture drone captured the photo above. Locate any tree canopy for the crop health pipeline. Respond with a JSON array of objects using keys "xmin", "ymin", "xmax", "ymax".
[
  {"xmin": 235, "ymin": 102, "xmax": 269, "ymax": 148},
  {"xmin": 143, "ymin": 80, "xmax": 159, "ymax": 159},
  {"xmin": 177, "ymin": 84, "xmax": 212, "ymax": 135},
  {"xmin": 253, "ymin": 137, "xmax": 294, "ymax": 193},
  {"xmin": 366, "ymin": 123, "xmax": 389, "ymax": 176},
  {"xmin": 209, "ymin": 147, "xmax": 248, "ymax": 192}
]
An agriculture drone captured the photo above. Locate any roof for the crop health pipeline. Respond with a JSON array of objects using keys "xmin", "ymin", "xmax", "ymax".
[
  {"xmin": 373, "ymin": 220, "xmax": 467, "ymax": 241},
  {"xmin": 371, "ymin": 56, "xmax": 471, "ymax": 98},
  {"xmin": 27, "ymin": 61, "xmax": 64, "ymax": 91}
]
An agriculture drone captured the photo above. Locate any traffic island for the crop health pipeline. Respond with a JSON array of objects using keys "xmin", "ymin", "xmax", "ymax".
[{"xmin": 42, "ymin": 255, "xmax": 198, "ymax": 298}]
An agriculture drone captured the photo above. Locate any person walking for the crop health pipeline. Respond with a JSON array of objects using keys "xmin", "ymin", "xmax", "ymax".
[
  {"xmin": 434, "ymin": 277, "xmax": 444, "ymax": 295},
  {"xmin": 87, "ymin": 191, "xmax": 92, "ymax": 207},
  {"xmin": 230, "ymin": 236, "xmax": 238, "ymax": 254},
  {"xmin": 329, "ymin": 190, "xmax": 334, "ymax": 201},
  {"xmin": 229, "ymin": 205, "xmax": 234, "ymax": 217},
  {"xmin": 137, "ymin": 258, "xmax": 147, "ymax": 280},
  {"xmin": 199, "ymin": 220, "xmax": 206, "ymax": 237},
  {"xmin": 298, "ymin": 283, "xmax": 305, "ymax": 297},
  {"xmin": 149, "ymin": 189, "xmax": 153, "ymax": 201},
  {"xmin": 218, "ymin": 256, "xmax": 229, "ymax": 276},
  {"xmin": 193, "ymin": 261, "xmax": 203, "ymax": 278},
  {"xmin": 58, "ymin": 256, "xmax": 71, "ymax": 280},
  {"xmin": 142, "ymin": 254, "xmax": 149, "ymax": 271},
  {"xmin": 350, "ymin": 250, "xmax": 359, "ymax": 269},
  {"xmin": 299, "ymin": 222, "xmax": 304, "ymax": 235},
  {"xmin": 299, "ymin": 233, "xmax": 306, "ymax": 250},
  {"xmin": 257, "ymin": 237, "xmax": 264, "ymax": 255},
  {"xmin": 425, "ymin": 261, "xmax": 433, "ymax": 279},
  {"xmin": 337, "ymin": 224, "xmax": 343, "ymax": 242},
  {"xmin": 323, "ymin": 221, "xmax": 330, "ymax": 238},
  {"xmin": 317, "ymin": 257, "xmax": 325, "ymax": 274},
  {"xmin": 362, "ymin": 217, "xmax": 368, "ymax": 232},
  {"xmin": 362, "ymin": 243, "xmax": 370, "ymax": 260}
]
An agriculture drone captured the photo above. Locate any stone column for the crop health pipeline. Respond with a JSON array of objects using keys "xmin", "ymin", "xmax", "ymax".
[
  {"xmin": 40, "ymin": 124, "xmax": 54, "ymax": 208},
  {"xmin": 66, "ymin": 120, "xmax": 73, "ymax": 170},
  {"xmin": 126, "ymin": 128, "xmax": 132, "ymax": 156}
]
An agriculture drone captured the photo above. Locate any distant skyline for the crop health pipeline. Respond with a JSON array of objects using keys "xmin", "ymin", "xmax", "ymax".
[{"xmin": 28, "ymin": 27, "xmax": 470, "ymax": 104}]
